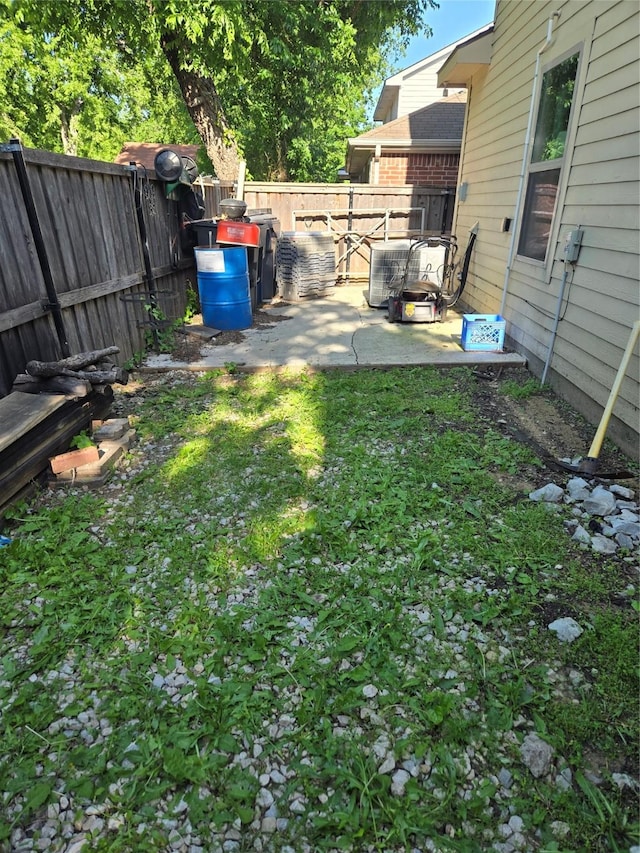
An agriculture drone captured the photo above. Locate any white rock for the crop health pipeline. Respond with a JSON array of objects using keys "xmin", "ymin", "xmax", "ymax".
[
  {"xmin": 82, "ymin": 815, "xmax": 104, "ymax": 833},
  {"xmin": 555, "ymin": 766, "xmax": 572, "ymax": 791},
  {"xmin": 550, "ymin": 820, "xmax": 571, "ymax": 839},
  {"xmin": 565, "ymin": 483, "xmax": 591, "ymax": 502},
  {"xmin": 261, "ymin": 817, "xmax": 277, "ymax": 833},
  {"xmin": 609, "ymin": 484, "xmax": 635, "ymax": 499},
  {"xmin": 616, "ymin": 533, "xmax": 635, "ymax": 550},
  {"xmin": 584, "ymin": 486, "xmax": 617, "ymax": 517},
  {"xmin": 529, "ymin": 483, "xmax": 564, "ymax": 503},
  {"xmin": 402, "ymin": 758, "xmax": 419, "ymax": 777},
  {"xmin": 174, "ymin": 798, "xmax": 188, "ymax": 814},
  {"xmin": 508, "ymin": 815, "xmax": 524, "ymax": 833},
  {"xmin": 591, "ymin": 534, "xmax": 618, "ymax": 555},
  {"xmin": 362, "ymin": 684, "xmax": 378, "ymax": 698},
  {"xmin": 566, "ymin": 477, "xmax": 590, "ymax": 494},
  {"xmin": 610, "ymin": 521, "xmax": 640, "ymax": 538},
  {"xmin": 378, "ymin": 754, "xmax": 396, "ymax": 775},
  {"xmin": 498, "ymin": 822, "xmax": 513, "ymax": 839},
  {"xmin": 572, "ymin": 525, "xmax": 591, "ymax": 544},
  {"xmin": 548, "ymin": 617, "xmax": 583, "ymax": 643},
  {"xmin": 611, "ymin": 772, "xmax": 640, "ymax": 791},
  {"xmin": 520, "ymin": 733, "xmax": 555, "ymax": 778},
  {"xmin": 256, "ymin": 788, "xmax": 274, "ymax": 809},
  {"xmin": 498, "ymin": 768, "xmax": 513, "ymax": 789},
  {"xmin": 372, "ymin": 734, "xmax": 390, "ymax": 760},
  {"xmin": 391, "ymin": 768, "xmax": 410, "ymax": 796},
  {"xmin": 606, "ymin": 511, "xmax": 638, "ymax": 526},
  {"xmin": 63, "ymin": 839, "xmax": 87, "ymax": 853}
]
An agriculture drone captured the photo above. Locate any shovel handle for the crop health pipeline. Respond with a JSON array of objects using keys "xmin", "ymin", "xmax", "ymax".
[{"xmin": 588, "ymin": 319, "xmax": 640, "ymax": 460}]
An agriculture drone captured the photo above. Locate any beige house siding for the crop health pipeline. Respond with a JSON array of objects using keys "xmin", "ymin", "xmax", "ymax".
[
  {"xmin": 395, "ymin": 61, "xmax": 465, "ymax": 117},
  {"xmin": 451, "ymin": 0, "xmax": 639, "ymax": 456},
  {"xmin": 373, "ymin": 29, "xmax": 491, "ymax": 123}
]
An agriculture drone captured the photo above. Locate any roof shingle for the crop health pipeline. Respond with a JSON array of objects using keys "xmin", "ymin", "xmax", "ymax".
[{"xmin": 356, "ymin": 94, "xmax": 467, "ymax": 143}]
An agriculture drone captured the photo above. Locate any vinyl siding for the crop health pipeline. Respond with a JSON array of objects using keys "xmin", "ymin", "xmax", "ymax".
[
  {"xmin": 397, "ymin": 61, "xmax": 466, "ymax": 115},
  {"xmin": 453, "ymin": 0, "xmax": 639, "ymax": 455},
  {"xmin": 379, "ymin": 59, "xmax": 467, "ymax": 122}
]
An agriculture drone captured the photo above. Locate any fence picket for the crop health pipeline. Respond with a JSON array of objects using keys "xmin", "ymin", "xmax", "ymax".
[{"xmin": 0, "ymin": 145, "xmax": 455, "ymax": 398}]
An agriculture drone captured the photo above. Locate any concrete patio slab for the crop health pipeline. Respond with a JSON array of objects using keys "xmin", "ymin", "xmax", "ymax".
[{"xmin": 144, "ymin": 285, "xmax": 526, "ymax": 372}]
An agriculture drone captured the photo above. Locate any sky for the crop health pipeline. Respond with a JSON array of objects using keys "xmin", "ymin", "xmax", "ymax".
[
  {"xmin": 367, "ymin": 0, "xmax": 495, "ymax": 120},
  {"xmin": 398, "ymin": 0, "xmax": 496, "ymax": 68}
]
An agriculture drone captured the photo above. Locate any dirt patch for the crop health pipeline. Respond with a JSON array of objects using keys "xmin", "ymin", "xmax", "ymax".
[
  {"xmin": 472, "ymin": 366, "xmax": 638, "ymax": 486},
  {"xmin": 170, "ymin": 332, "xmax": 206, "ymax": 362},
  {"xmin": 159, "ymin": 308, "xmax": 293, "ymax": 360}
]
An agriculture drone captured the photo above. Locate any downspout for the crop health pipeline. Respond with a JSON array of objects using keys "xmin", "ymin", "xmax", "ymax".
[{"xmin": 499, "ymin": 11, "xmax": 561, "ymax": 315}]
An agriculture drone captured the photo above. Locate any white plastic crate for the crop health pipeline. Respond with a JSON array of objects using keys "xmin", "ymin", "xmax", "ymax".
[{"xmin": 461, "ymin": 314, "xmax": 506, "ymax": 351}]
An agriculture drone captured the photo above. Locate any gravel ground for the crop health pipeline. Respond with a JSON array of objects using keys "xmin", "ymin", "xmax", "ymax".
[{"xmin": 1, "ymin": 370, "xmax": 638, "ymax": 853}]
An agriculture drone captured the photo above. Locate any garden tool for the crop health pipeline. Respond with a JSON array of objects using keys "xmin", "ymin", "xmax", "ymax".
[{"xmin": 557, "ymin": 319, "xmax": 639, "ymax": 478}]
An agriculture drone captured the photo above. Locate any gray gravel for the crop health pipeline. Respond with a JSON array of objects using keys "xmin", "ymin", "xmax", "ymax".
[{"xmin": 2, "ymin": 374, "xmax": 637, "ymax": 853}]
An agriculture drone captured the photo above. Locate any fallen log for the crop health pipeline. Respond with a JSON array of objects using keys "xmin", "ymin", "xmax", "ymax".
[
  {"xmin": 25, "ymin": 346, "xmax": 119, "ymax": 375},
  {"xmin": 12, "ymin": 374, "xmax": 93, "ymax": 397},
  {"xmin": 25, "ymin": 364, "xmax": 128, "ymax": 385}
]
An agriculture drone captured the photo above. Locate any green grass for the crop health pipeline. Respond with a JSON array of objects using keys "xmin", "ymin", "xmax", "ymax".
[
  {"xmin": 501, "ymin": 377, "xmax": 543, "ymax": 399},
  {"xmin": 0, "ymin": 366, "xmax": 637, "ymax": 852}
]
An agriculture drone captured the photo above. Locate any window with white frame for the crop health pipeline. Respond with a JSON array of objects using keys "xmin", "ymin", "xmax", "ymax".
[{"xmin": 518, "ymin": 52, "xmax": 580, "ymax": 262}]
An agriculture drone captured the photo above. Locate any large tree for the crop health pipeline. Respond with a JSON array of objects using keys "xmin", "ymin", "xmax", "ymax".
[
  {"xmin": 4, "ymin": 0, "xmax": 435, "ymax": 180},
  {"xmin": 0, "ymin": 1, "xmax": 198, "ymax": 160}
]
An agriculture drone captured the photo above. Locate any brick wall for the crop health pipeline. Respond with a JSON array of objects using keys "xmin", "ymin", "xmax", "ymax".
[{"xmin": 377, "ymin": 152, "xmax": 460, "ymax": 186}]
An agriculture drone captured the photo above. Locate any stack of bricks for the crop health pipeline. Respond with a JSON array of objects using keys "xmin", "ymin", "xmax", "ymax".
[{"xmin": 49, "ymin": 418, "xmax": 135, "ymax": 487}]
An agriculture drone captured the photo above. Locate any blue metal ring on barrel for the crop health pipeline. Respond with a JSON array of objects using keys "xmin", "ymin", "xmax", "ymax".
[{"xmin": 194, "ymin": 247, "xmax": 252, "ymax": 331}]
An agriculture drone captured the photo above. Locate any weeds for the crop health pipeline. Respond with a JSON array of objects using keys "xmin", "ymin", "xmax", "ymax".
[
  {"xmin": 501, "ymin": 377, "xmax": 543, "ymax": 399},
  {"xmin": 0, "ymin": 367, "xmax": 637, "ymax": 852}
]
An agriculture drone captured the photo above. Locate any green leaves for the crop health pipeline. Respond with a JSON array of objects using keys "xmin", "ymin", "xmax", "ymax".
[
  {"xmin": 22, "ymin": 780, "xmax": 53, "ymax": 814},
  {"xmin": 5, "ymin": 0, "xmax": 437, "ymax": 180}
]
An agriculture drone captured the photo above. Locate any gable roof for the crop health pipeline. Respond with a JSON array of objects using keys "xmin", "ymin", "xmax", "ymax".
[
  {"xmin": 346, "ymin": 95, "xmax": 467, "ymax": 178},
  {"xmin": 437, "ymin": 26, "xmax": 495, "ymax": 88},
  {"xmin": 114, "ymin": 142, "xmax": 200, "ymax": 171},
  {"xmin": 373, "ymin": 24, "xmax": 493, "ymax": 121},
  {"xmin": 359, "ymin": 92, "xmax": 466, "ymax": 143}
]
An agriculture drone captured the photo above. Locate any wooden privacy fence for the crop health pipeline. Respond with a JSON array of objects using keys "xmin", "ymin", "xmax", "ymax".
[
  {"xmin": 0, "ymin": 142, "xmax": 454, "ymax": 399},
  {"xmin": 0, "ymin": 142, "xmax": 196, "ymax": 398},
  {"xmin": 239, "ymin": 182, "xmax": 455, "ymax": 281}
]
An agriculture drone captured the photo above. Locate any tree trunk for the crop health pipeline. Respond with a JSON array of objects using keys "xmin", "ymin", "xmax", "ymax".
[
  {"xmin": 161, "ymin": 41, "xmax": 241, "ymax": 181},
  {"xmin": 59, "ymin": 97, "xmax": 84, "ymax": 156}
]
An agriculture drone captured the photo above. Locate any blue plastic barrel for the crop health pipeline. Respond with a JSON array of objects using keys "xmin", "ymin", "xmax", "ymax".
[{"xmin": 194, "ymin": 247, "xmax": 252, "ymax": 331}]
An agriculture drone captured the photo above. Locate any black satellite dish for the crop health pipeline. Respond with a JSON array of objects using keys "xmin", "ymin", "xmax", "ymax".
[{"xmin": 154, "ymin": 149, "xmax": 183, "ymax": 182}]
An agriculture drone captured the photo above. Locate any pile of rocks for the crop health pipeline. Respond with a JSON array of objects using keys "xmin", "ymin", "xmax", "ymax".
[{"xmin": 529, "ymin": 478, "xmax": 638, "ymax": 556}]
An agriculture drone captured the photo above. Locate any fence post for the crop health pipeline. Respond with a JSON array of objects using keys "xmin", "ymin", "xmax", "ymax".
[
  {"xmin": 345, "ymin": 185, "xmax": 354, "ymax": 280},
  {"xmin": 129, "ymin": 163, "xmax": 160, "ymax": 350},
  {"xmin": 5, "ymin": 138, "xmax": 71, "ymax": 358}
]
